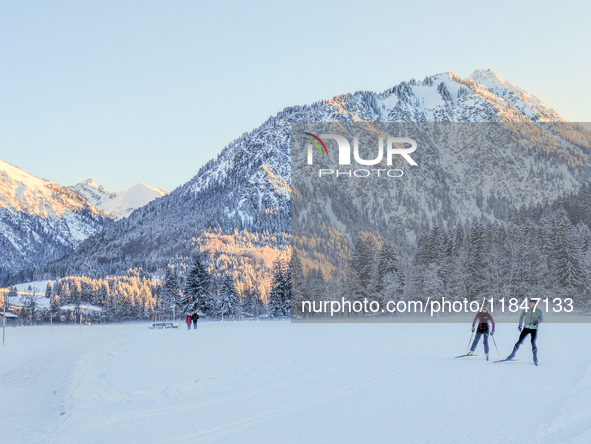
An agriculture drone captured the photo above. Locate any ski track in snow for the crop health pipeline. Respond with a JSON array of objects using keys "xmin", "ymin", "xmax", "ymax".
[{"xmin": 1, "ymin": 322, "xmax": 590, "ymax": 444}]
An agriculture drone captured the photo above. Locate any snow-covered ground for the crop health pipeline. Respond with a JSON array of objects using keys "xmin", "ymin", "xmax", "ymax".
[
  {"xmin": 1, "ymin": 321, "xmax": 589, "ymax": 444},
  {"xmin": 12, "ymin": 281, "xmax": 52, "ymax": 294},
  {"xmin": 1, "ymin": 281, "xmax": 53, "ymax": 309}
]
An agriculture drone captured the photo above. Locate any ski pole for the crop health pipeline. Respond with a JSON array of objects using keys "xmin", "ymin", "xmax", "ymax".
[
  {"xmin": 466, "ymin": 330, "xmax": 474, "ymax": 354},
  {"xmin": 491, "ymin": 334, "xmax": 500, "ymax": 356}
]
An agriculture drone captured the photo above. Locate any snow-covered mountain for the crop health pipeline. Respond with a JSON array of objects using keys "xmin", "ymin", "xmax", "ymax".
[
  {"xmin": 19, "ymin": 69, "xmax": 591, "ymax": 281},
  {"xmin": 68, "ymin": 180, "xmax": 168, "ymax": 220},
  {"xmin": 0, "ymin": 160, "xmax": 111, "ymax": 281}
]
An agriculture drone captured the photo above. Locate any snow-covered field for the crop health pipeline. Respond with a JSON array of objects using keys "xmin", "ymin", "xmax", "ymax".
[{"xmin": 1, "ymin": 321, "xmax": 590, "ymax": 444}]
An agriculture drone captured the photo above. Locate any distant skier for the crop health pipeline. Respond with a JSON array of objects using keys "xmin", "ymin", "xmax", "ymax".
[
  {"xmin": 467, "ymin": 304, "xmax": 495, "ymax": 360},
  {"xmin": 506, "ymin": 299, "xmax": 543, "ymax": 365},
  {"xmin": 185, "ymin": 314, "xmax": 192, "ymax": 331},
  {"xmin": 191, "ymin": 312, "xmax": 199, "ymax": 329}
]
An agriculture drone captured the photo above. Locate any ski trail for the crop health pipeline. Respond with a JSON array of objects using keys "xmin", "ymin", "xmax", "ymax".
[
  {"xmin": 453, "ymin": 420, "xmax": 484, "ymax": 444},
  {"xmin": 0, "ymin": 325, "xmax": 135, "ymax": 444},
  {"xmin": 170, "ymin": 364, "xmax": 420, "ymax": 444},
  {"xmin": 6, "ymin": 322, "xmax": 591, "ymax": 444},
  {"xmin": 52, "ymin": 341, "xmax": 418, "ymax": 439},
  {"xmin": 527, "ymin": 360, "xmax": 591, "ymax": 444}
]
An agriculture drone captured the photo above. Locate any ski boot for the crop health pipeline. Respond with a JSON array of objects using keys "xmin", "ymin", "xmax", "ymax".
[
  {"xmin": 466, "ymin": 351, "xmax": 474, "ymax": 356},
  {"xmin": 486, "ymin": 353, "xmax": 489, "ymax": 361}
]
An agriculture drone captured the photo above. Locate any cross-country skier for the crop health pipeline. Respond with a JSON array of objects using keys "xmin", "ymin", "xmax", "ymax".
[
  {"xmin": 506, "ymin": 299, "xmax": 543, "ymax": 365},
  {"xmin": 466, "ymin": 304, "xmax": 495, "ymax": 360}
]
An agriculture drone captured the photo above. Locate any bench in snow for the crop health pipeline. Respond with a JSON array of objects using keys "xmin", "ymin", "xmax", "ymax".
[{"xmin": 148, "ymin": 322, "xmax": 178, "ymax": 329}]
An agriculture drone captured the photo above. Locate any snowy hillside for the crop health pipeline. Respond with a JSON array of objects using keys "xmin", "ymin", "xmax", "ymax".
[
  {"xmin": 0, "ymin": 160, "xmax": 111, "ymax": 281},
  {"xmin": 68, "ymin": 180, "xmax": 168, "ymax": 220},
  {"xmin": 21, "ymin": 69, "xmax": 591, "ymax": 281},
  {"xmin": 186, "ymin": 69, "xmax": 565, "ymax": 199},
  {"xmin": 1, "ymin": 321, "xmax": 590, "ymax": 443}
]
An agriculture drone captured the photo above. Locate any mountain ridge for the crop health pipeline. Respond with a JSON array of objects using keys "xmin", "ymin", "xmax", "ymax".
[
  {"xmin": 68, "ymin": 180, "xmax": 169, "ymax": 220},
  {"xmin": 7, "ymin": 69, "xmax": 590, "ymax": 284},
  {"xmin": 0, "ymin": 160, "xmax": 112, "ymax": 280}
]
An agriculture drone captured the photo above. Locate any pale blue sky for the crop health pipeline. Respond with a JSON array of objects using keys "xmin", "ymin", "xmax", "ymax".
[{"xmin": 1, "ymin": 0, "xmax": 590, "ymax": 192}]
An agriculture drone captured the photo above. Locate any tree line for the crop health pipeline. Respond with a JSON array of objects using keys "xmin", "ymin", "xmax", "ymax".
[
  {"xmin": 1, "ymin": 254, "xmax": 292, "ymax": 324},
  {"xmin": 291, "ymin": 184, "xmax": 591, "ymax": 317}
]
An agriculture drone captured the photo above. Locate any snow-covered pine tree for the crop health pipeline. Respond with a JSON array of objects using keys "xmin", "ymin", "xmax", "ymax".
[
  {"xmin": 218, "ymin": 275, "xmax": 239, "ymax": 320},
  {"xmin": 306, "ymin": 267, "xmax": 326, "ymax": 315},
  {"xmin": 350, "ymin": 232, "xmax": 380, "ymax": 303},
  {"xmin": 290, "ymin": 254, "xmax": 304, "ymax": 317},
  {"xmin": 45, "ymin": 281, "xmax": 52, "ymax": 299},
  {"xmin": 70, "ymin": 280, "xmax": 82, "ymax": 323},
  {"xmin": 448, "ymin": 223, "xmax": 469, "ymax": 301},
  {"xmin": 282, "ymin": 259, "xmax": 291, "ymax": 317},
  {"xmin": 375, "ymin": 243, "xmax": 405, "ymax": 308},
  {"xmin": 410, "ymin": 228, "xmax": 443, "ymax": 300},
  {"xmin": 466, "ymin": 221, "xmax": 486, "ymax": 301},
  {"xmin": 161, "ymin": 269, "xmax": 182, "ymax": 321},
  {"xmin": 268, "ymin": 258, "xmax": 285, "ymax": 317},
  {"xmin": 49, "ymin": 284, "xmax": 60, "ymax": 318},
  {"xmin": 100, "ymin": 279, "xmax": 112, "ymax": 320},
  {"xmin": 480, "ymin": 223, "xmax": 510, "ymax": 301},
  {"xmin": 241, "ymin": 288, "xmax": 258, "ymax": 318},
  {"xmin": 552, "ymin": 211, "xmax": 589, "ymax": 302},
  {"xmin": 19, "ymin": 286, "xmax": 41, "ymax": 325},
  {"xmin": 268, "ymin": 258, "xmax": 291, "ymax": 317},
  {"xmin": 181, "ymin": 256, "xmax": 212, "ymax": 316}
]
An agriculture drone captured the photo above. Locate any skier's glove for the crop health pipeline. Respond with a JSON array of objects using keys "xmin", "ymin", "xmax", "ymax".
[
  {"xmin": 490, "ymin": 331, "xmax": 495, "ymax": 336},
  {"xmin": 518, "ymin": 326, "xmax": 522, "ymax": 332},
  {"xmin": 533, "ymin": 321, "xmax": 538, "ymax": 326},
  {"xmin": 471, "ymin": 327, "xmax": 475, "ymax": 333}
]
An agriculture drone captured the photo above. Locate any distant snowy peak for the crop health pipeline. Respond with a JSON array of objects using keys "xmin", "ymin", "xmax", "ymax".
[
  {"xmin": 67, "ymin": 179, "xmax": 113, "ymax": 213},
  {"xmin": 108, "ymin": 183, "xmax": 169, "ymax": 220},
  {"xmin": 0, "ymin": 160, "xmax": 102, "ymax": 218},
  {"xmin": 69, "ymin": 180, "xmax": 168, "ymax": 220},
  {"xmin": 0, "ymin": 160, "xmax": 112, "ymax": 279}
]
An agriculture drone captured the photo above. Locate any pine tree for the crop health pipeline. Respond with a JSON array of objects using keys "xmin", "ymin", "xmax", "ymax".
[
  {"xmin": 20, "ymin": 286, "xmax": 41, "ymax": 325},
  {"xmin": 181, "ymin": 256, "xmax": 212, "ymax": 316},
  {"xmin": 45, "ymin": 281, "xmax": 52, "ymax": 299},
  {"xmin": 282, "ymin": 259, "xmax": 291, "ymax": 317},
  {"xmin": 449, "ymin": 223, "xmax": 469, "ymax": 302},
  {"xmin": 268, "ymin": 258, "xmax": 291, "ymax": 317},
  {"xmin": 305, "ymin": 268, "xmax": 326, "ymax": 315},
  {"xmin": 466, "ymin": 221, "xmax": 486, "ymax": 301},
  {"xmin": 218, "ymin": 275, "xmax": 239, "ymax": 320},
  {"xmin": 290, "ymin": 254, "xmax": 304, "ymax": 317},
  {"xmin": 350, "ymin": 232, "xmax": 380, "ymax": 303},
  {"xmin": 375, "ymin": 243, "xmax": 405, "ymax": 306},
  {"xmin": 161, "ymin": 270, "xmax": 182, "ymax": 321},
  {"xmin": 268, "ymin": 259, "xmax": 284, "ymax": 317},
  {"xmin": 547, "ymin": 209, "xmax": 589, "ymax": 301}
]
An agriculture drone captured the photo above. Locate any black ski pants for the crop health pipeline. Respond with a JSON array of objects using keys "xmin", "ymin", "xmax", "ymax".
[{"xmin": 508, "ymin": 327, "xmax": 537, "ymax": 359}]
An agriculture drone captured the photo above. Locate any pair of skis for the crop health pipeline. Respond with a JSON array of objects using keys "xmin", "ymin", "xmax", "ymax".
[
  {"xmin": 492, "ymin": 358, "xmax": 521, "ymax": 363},
  {"xmin": 494, "ymin": 358, "xmax": 538, "ymax": 365},
  {"xmin": 454, "ymin": 354, "xmax": 522, "ymax": 364}
]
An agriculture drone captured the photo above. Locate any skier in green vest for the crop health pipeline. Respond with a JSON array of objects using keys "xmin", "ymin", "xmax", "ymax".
[{"xmin": 506, "ymin": 299, "xmax": 543, "ymax": 365}]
